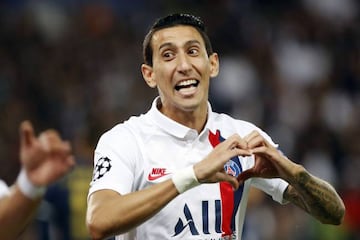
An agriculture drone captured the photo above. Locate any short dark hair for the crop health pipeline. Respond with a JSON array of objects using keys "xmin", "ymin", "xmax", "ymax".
[{"xmin": 142, "ymin": 13, "xmax": 214, "ymax": 66}]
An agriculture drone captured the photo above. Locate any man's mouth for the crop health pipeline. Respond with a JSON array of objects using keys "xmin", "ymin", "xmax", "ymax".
[{"xmin": 174, "ymin": 79, "xmax": 199, "ymax": 91}]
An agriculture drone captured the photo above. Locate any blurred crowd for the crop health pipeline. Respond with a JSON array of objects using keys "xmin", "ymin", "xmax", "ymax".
[{"xmin": 0, "ymin": 0, "xmax": 359, "ymax": 239}]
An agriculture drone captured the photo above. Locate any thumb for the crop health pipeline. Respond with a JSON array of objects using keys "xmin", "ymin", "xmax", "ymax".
[
  {"xmin": 218, "ymin": 173, "xmax": 240, "ymax": 191},
  {"xmin": 237, "ymin": 168, "xmax": 256, "ymax": 185},
  {"xmin": 20, "ymin": 120, "xmax": 35, "ymax": 147}
]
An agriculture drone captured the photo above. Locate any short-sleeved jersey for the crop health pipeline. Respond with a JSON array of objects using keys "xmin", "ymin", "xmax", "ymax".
[
  {"xmin": 88, "ymin": 97, "xmax": 289, "ymax": 240},
  {"xmin": 0, "ymin": 179, "xmax": 10, "ymax": 199}
]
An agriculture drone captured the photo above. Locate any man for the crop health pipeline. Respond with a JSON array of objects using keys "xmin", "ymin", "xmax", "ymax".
[
  {"xmin": 0, "ymin": 121, "xmax": 75, "ymax": 239},
  {"xmin": 86, "ymin": 13, "xmax": 345, "ymax": 240}
]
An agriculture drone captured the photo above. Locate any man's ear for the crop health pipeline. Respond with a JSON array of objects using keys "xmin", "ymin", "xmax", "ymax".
[
  {"xmin": 209, "ymin": 53, "xmax": 219, "ymax": 78},
  {"xmin": 141, "ymin": 64, "xmax": 157, "ymax": 88}
]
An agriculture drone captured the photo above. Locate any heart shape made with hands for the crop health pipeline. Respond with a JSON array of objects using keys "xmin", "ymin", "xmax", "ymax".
[{"xmin": 236, "ymin": 130, "xmax": 288, "ymax": 184}]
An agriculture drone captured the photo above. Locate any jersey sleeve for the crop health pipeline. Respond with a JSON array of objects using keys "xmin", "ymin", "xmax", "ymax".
[
  {"xmin": 251, "ymin": 177, "xmax": 289, "ymax": 204},
  {"xmin": 88, "ymin": 125, "xmax": 140, "ymax": 198},
  {"xmin": 0, "ymin": 180, "xmax": 10, "ymax": 199}
]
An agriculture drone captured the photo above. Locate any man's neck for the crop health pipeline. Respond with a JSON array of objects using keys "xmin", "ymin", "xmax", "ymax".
[{"xmin": 157, "ymin": 101, "xmax": 208, "ymax": 133}]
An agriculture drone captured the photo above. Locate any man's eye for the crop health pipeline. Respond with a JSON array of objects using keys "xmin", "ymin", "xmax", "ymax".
[
  {"xmin": 163, "ymin": 52, "xmax": 174, "ymax": 59},
  {"xmin": 188, "ymin": 48, "xmax": 199, "ymax": 55}
]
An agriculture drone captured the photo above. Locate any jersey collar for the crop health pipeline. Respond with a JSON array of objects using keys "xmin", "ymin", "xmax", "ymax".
[{"xmin": 148, "ymin": 97, "xmax": 214, "ymax": 140}]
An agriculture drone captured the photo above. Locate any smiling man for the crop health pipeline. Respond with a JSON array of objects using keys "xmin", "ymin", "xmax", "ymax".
[
  {"xmin": 141, "ymin": 24, "xmax": 217, "ymax": 131},
  {"xmin": 86, "ymin": 13, "xmax": 345, "ymax": 240}
]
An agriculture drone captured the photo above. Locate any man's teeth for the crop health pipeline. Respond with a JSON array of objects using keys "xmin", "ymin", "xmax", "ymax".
[
  {"xmin": 177, "ymin": 79, "xmax": 197, "ymax": 87},
  {"xmin": 175, "ymin": 80, "xmax": 198, "ymax": 90}
]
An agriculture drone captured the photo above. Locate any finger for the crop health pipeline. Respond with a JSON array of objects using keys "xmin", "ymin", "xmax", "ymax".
[
  {"xmin": 217, "ymin": 147, "xmax": 251, "ymax": 166},
  {"xmin": 250, "ymin": 145, "xmax": 268, "ymax": 155},
  {"xmin": 243, "ymin": 130, "xmax": 259, "ymax": 142},
  {"xmin": 50, "ymin": 142, "xmax": 73, "ymax": 159},
  {"xmin": 49, "ymin": 156, "xmax": 75, "ymax": 184},
  {"xmin": 237, "ymin": 168, "xmax": 256, "ymax": 184},
  {"xmin": 222, "ymin": 135, "xmax": 251, "ymax": 156},
  {"xmin": 20, "ymin": 120, "xmax": 35, "ymax": 147},
  {"xmin": 222, "ymin": 134, "xmax": 245, "ymax": 150},
  {"xmin": 39, "ymin": 129, "xmax": 62, "ymax": 144},
  {"xmin": 66, "ymin": 155, "xmax": 76, "ymax": 168},
  {"xmin": 247, "ymin": 136, "xmax": 264, "ymax": 149},
  {"xmin": 62, "ymin": 141, "xmax": 73, "ymax": 154},
  {"xmin": 217, "ymin": 173, "xmax": 239, "ymax": 190},
  {"xmin": 231, "ymin": 147, "xmax": 252, "ymax": 157},
  {"xmin": 232, "ymin": 136, "xmax": 248, "ymax": 150},
  {"xmin": 246, "ymin": 133, "xmax": 270, "ymax": 149},
  {"xmin": 59, "ymin": 155, "xmax": 76, "ymax": 173},
  {"xmin": 39, "ymin": 130, "xmax": 65, "ymax": 152}
]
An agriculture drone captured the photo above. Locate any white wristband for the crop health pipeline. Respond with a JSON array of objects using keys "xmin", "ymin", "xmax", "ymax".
[
  {"xmin": 17, "ymin": 169, "xmax": 46, "ymax": 199},
  {"xmin": 172, "ymin": 166, "xmax": 200, "ymax": 193}
]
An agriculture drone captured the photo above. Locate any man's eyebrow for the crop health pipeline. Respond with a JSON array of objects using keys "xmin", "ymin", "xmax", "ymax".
[
  {"xmin": 158, "ymin": 42, "xmax": 173, "ymax": 51},
  {"xmin": 184, "ymin": 40, "xmax": 201, "ymax": 48},
  {"xmin": 158, "ymin": 40, "xmax": 201, "ymax": 51}
]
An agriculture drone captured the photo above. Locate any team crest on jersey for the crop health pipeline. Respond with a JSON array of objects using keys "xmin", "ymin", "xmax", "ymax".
[
  {"xmin": 208, "ymin": 129, "xmax": 243, "ymax": 178},
  {"xmin": 224, "ymin": 160, "xmax": 241, "ymax": 177},
  {"xmin": 92, "ymin": 156, "xmax": 112, "ymax": 182}
]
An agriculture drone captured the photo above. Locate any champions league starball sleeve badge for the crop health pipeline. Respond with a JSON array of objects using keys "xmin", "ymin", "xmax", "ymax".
[{"xmin": 92, "ymin": 156, "xmax": 112, "ymax": 182}]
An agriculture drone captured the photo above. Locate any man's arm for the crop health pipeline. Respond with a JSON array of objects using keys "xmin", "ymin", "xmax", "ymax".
[
  {"xmin": 0, "ymin": 185, "xmax": 43, "ymax": 239},
  {"xmin": 237, "ymin": 130, "xmax": 345, "ymax": 225},
  {"xmin": 86, "ymin": 134, "xmax": 251, "ymax": 240},
  {"xmin": 87, "ymin": 180, "xmax": 179, "ymax": 240},
  {"xmin": 283, "ymin": 168, "xmax": 345, "ymax": 225},
  {"xmin": 0, "ymin": 121, "xmax": 75, "ymax": 239}
]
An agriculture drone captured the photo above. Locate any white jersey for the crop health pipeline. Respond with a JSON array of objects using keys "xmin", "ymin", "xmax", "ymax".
[
  {"xmin": 88, "ymin": 97, "xmax": 289, "ymax": 240},
  {"xmin": 0, "ymin": 179, "xmax": 10, "ymax": 199}
]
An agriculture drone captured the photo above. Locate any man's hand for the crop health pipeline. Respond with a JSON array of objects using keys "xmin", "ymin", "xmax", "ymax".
[
  {"xmin": 237, "ymin": 130, "xmax": 301, "ymax": 185},
  {"xmin": 19, "ymin": 121, "xmax": 75, "ymax": 187},
  {"xmin": 236, "ymin": 131, "xmax": 345, "ymax": 225},
  {"xmin": 194, "ymin": 134, "xmax": 251, "ymax": 190}
]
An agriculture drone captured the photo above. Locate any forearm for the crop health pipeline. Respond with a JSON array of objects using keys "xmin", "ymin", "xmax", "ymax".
[
  {"xmin": 284, "ymin": 166, "xmax": 345, "ymax": 225},
  {"xmin": 87, "ymin": 179, "xmax": 179, "ymax": 240},
  {"xmin": 0, "ymin": 185, "xmax": 42, "ymax": 239}
]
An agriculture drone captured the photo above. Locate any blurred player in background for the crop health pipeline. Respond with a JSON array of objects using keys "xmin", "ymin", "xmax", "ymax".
[
  {"xmin": 86, "ymin": 13, "xmax": 345, "ymax": 240},
  {"xmin": 0, "ymin": 121, "xmax": 75, "ymax": 239}
]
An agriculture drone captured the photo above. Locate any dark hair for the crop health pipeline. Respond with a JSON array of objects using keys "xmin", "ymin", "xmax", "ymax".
[{"xmin": 142, "ymin": 13, "xmax": 214, "ymax": 66}]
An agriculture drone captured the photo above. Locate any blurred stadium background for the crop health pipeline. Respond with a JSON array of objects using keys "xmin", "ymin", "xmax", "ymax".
[{"xmin": 0, "ymin": 0, "xmax": 359, "ymax": 239}]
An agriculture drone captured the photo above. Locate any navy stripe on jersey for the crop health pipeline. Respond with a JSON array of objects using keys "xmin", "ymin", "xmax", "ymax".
[{"xmin": 208, "ymin": 130, "xmax": 244, "ymax": 237}]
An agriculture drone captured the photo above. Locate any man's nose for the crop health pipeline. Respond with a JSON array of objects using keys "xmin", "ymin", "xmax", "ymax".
[{"xmin": 176, "ymin": 53, "xmax": 192, "ymax": 74}]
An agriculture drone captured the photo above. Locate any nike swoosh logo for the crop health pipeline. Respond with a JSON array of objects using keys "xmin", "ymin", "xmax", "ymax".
[{"xmin": 147, "ymin": 173, "xmax": 170, "ymax": 181}]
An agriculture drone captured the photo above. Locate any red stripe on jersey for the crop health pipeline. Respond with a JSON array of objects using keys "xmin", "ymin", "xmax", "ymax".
[
  {"xmin": 208, "ymin": 129, "xmax": 221, "ymax": 147},
  {"xmin": 208, "ymin": 130, "xmax": 234, "ymax": 236},
  {"xmin": 219, "ymin": 182, "xmax": 234, "ymax": 236}
]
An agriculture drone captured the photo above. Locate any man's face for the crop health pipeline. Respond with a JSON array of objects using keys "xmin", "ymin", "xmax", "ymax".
[{"xmin": 142, "ymin": 25, "xmax": 219, "ymax": 115}]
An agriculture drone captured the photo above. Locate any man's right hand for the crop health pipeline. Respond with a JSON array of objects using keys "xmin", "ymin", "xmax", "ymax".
[
  {"xmin": 19, "ymin": 121, "xmax": 75, "ymax": 187},
  {"xmin": 193, "ymin": 134, "xmax": 251, "ymax": 190}
]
